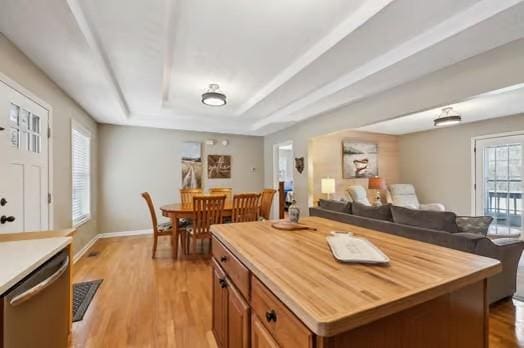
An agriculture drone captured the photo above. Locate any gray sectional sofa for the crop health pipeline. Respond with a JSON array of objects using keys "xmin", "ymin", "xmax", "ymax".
[{"xmin": 310, "ymin": 200, "xmax": 524, "ymax": 304}]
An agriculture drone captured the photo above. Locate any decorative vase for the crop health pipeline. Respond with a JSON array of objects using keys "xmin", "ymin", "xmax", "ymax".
[{"xmin": 288, "ymin": 200, "xmax": 300, "ymax": 223}]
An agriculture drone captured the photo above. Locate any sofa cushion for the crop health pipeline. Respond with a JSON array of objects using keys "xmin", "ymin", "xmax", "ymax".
[
  {"xmin": 318, "ymin": 199, "xmax": 351, "ymax": 214},
  {"xmin": 391, "ymin": 205, "xmax": 458, "ymax": 233},
  {"xmin": 456, "ymin": 216, "xmax": 493, "ymax": 236},
  {"xmin": 352, "ymin": 203, "xmax": 393, "ymax": 221}
]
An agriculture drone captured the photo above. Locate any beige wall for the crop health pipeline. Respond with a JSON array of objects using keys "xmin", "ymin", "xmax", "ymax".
[
  {"xmin": 264, "ymin": 39, "xmax": 524, "ymax": 215},
  {"xmin": 399, "ymin": 114, "xmax": 524, "ymax": 215},
  {"xmin": 310, "ymin": 130, "xmax": 400, "ymax": 202},
  {"xmin": 0, "ymin": 34, "xmax": 98, "ymax": 253},
  {"xmin": 98, "ymin": 124, "xmax": 264, "ymax": 233}
]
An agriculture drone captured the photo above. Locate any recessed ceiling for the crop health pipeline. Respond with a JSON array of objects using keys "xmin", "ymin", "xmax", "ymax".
[
  {"xmin": 358, "ymin": 83, "xmax": 524, "ymax": 135},
  {"xmin": 1, "ymin": 0, "xmax": 524, "ymax": 135}
]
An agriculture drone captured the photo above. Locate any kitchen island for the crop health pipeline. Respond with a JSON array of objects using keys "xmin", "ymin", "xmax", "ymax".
[{"xmin": 210, "ymin": 217, "xmax": 501, "ymax": 348}]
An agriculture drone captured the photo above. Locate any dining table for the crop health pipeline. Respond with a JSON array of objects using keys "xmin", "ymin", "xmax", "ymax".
[{"xmin": 160, "ymin": 200, "xmax": 234, "ymax": 259}]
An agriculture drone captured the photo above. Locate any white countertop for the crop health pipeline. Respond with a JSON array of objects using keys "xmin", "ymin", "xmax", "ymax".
[{"xmin": 0, "ymin": 237, "xmax": 71, "ymax": 295}]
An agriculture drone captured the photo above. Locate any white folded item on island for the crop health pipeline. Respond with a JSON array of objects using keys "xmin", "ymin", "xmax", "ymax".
[{"xmin": 327, "ymin": 232, "xmax": 390, "ymax": 264}]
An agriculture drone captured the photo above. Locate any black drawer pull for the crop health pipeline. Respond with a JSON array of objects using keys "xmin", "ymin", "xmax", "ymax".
[
  {"xmin": 219, "ymin": 278, "xmax": 227, "ymax": 288},
  {"xmin": 220, "ymin": 256, "xmax": 228, "ymax": 262},
  {"xmin": 265, "ymin": 310, "xmax": 277, "ymax": 323}
]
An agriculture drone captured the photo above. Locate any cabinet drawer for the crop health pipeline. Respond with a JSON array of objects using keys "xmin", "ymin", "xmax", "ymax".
[
  {"xmin": 212, "ymin": 237, "xmax": 250, "ymax": 299},
  {"xmin": 251, "ymin": 276, "xmax": 313, "ymax": 348}
]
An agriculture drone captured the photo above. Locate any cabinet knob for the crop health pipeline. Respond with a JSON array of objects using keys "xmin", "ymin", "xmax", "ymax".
[
  {"xmin": 220, "ymin": 256, "xmax": 228, "ymax": 262},
  {"xmin": 0, "ymin": 198, "xmax": 7, "ymax": 207},
  {"xmin": 219, "ymin": 278, "xmax": 227, "ymax": 288},
  {"xmin": 0, "ymin": 215, "xmax": 15, "ymax": 224},
  {"xmin": 265, "ymin": 310, "xmax": 277, "ymax": 323}
]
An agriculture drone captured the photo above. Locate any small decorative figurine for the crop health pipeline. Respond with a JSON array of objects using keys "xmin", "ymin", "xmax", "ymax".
[{"xmin": 294, "ymin": 157, "xmax": 304, "ymax": 174}]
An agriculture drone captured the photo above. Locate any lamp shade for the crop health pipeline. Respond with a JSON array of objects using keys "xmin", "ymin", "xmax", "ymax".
[
  {"xmin": 321, "ymin": 178, "xmax": 336, "ymax": 194},
  {"xmin": 368, "ymin": 177, "xmax": 386, "ymax": 190}
]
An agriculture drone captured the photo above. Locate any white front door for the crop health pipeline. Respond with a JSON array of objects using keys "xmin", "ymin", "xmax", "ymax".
[
  {"xmin": 0, "ymin": 80, "xmax": 49, "ymax": 233},
  {"xmin": 475, "ymin": 134, "xmax": 524, "ymax": 238}
]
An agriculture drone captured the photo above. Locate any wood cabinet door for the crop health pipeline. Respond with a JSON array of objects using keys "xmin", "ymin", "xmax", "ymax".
[
  {"xmin": 212, "ymin": 260, "xmax": 228, "ymax": 348},
  {"xmin": 252, "ymin": 314, "xmax": 279, "ymax": 348},
  {"xmin": 228, "ymin": 282, "xmax": 250, "ymax": 348}
]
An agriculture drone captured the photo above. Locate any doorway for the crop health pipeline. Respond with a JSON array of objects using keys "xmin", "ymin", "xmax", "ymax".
[
  {"xmin": 0, "ymin": 78, "xmax": 50, "ymax": 233},
  {"xmin": 272, "ymin": 141, "xmax": 294, "ymax": 219},
  {"xmin": 474, "ymin": 133, "xmax": 524, "ymax": 238}
]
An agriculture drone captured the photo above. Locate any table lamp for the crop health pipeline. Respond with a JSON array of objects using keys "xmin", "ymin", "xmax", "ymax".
[
  {"xmin": 321, "ymin": 177, "xmax": 336, "ymax": 200},
  {"xmin": 368, "ymin": 177, "xmax": 386, "ymax": 206}
]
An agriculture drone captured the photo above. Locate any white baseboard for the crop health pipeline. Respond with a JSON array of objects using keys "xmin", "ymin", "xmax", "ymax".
[
  {"xmin": 73, "ymin": 229, "xmax": 152, "ymax": 263},
  {"xmin": 73, "ymin": 234, "xmax": 99, "ymax": 264},
  {"xmin": 99, "ymin": 229, "xmax": 152, "ymax": 239}
]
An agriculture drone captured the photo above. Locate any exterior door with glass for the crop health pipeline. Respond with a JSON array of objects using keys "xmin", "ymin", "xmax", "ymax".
[
  {"xmin": 0, "ymin": 80, "xmax": 49, "ymax": 233},
  {"xmin": 475, "ymin": 134, "xmax": 524, "ymax": 238}
]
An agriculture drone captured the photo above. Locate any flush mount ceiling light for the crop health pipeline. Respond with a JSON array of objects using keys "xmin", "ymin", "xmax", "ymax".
[
  {"xmin": 433, "ymin": 107, "xmax": 462, "ymax": 127},
  {"xmin": 201, "ymin": 83, "xmax": 226, "ymax": 106}
]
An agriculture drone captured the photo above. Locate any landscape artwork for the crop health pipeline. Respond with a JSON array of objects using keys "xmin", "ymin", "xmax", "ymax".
[
  {"xmin": 342, "ymin": 141, "xmax": 378, "ymax": 178},
  {"xmin": 208, "ymin": 155, "xmax": 232, "ymax": 179},
  {"xmin": 181, "ymin": 142, "xmax": 202, "ymax": 188}
]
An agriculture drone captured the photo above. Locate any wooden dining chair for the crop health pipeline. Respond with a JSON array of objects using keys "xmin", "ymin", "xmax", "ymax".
[
  {"xmin": 180, "ymin": 188, "xmax": 203, "ymax": 204},
  {"xmin": 232, "ymin": 193, "xmax": 261, "ymax": 223},
  {"xmin": 186, "ymin": 195, "xmax": 226, "ymax": 255},
  {"xmin": 259, "ymin": 188, "xmax": 277, "ymax": 220},
  {"xmin": 141, "ymin": 192, "xmax": 172, "ymax": 258},
  {"xmin": 209, "ymin": 187, "xmax": 233, "ymax": 201}
]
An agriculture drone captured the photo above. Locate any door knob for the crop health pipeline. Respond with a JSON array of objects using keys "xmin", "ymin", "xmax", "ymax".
[
  {"xmin": 0, "ymin": 215, "xmax": 15, "ymax": 224},
  {"xmin": 0, "ymin": 198, "xmax": 6, "ymax": 206},
  {"xmin": 0, "ymin": 126, "xmax": 4, "ymax": 131}
]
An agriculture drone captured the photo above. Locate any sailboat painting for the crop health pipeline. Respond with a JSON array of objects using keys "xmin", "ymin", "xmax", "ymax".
[
  {"xmin": 342, "ymin": 141, "xmax": 378, "ymax": 178},
  {"xmin": 181, "ymin": 142, "xmax": 202, "ymax": 189}
]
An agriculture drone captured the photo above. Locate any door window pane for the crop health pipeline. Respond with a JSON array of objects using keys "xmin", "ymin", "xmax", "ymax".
[
  {"xmin": 9, "ymin": 103, "xmax": 19, "ymax": 124},
  {"xmin": 19, "ymin": 109, "xmax": 29, "ymax": 131},
  {"xmin": 31, "ymin": 114, "xmax": 40, "ymax": 134},
  {"xmin": 483, "ymin": 143, "xmax": 522, "ymax": 237},
  {"xmin": 9, "ymin": 128, "xmax": 19, "ymax": 148}
]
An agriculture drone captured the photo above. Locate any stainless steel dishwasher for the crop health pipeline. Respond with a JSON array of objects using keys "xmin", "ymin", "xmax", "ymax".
[{"xmin": 2, "ymin": 249, "xmax": 69, "ymax": 348}]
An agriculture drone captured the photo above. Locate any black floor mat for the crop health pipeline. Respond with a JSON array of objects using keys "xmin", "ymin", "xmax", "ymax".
[{"xmin": 72, "ymin": 279, "xmax": 103, "ymax": 322}]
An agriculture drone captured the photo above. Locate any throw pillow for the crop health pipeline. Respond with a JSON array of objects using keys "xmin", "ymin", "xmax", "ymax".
[
  {"xmin": 391, "ymin": 205, "xmax": 458, "ymax": 233},
  {"xmin": 318, "ymin": 199, "xmax": 351, "ymax": 214},
  {"xmin": 352, "ymin": 203, "xmax": 393, "ymax": 221},
  {"xmin": 456, "ymin": 216, "xmax": 493, "ymax": 236}
]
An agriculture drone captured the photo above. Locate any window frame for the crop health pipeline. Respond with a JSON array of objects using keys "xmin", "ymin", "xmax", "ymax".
[{"xmin": 71, "ymin": 120, "xmax": 92, "ymax": 227}]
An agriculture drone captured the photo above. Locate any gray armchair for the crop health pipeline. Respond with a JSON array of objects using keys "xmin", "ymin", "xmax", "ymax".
[{"xmin": 388, "ymin": 184, "xmax": 445, "ymax": 211}]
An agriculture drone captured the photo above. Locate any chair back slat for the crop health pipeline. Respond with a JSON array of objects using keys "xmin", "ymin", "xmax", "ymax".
[
  {"xmin": 259, "ymin": 189, "xmax": 276, "ymax": 220},
  {"xmin": 209, "ymin": 187, "xmax": 233, "ymax": 201},
  {"xmin": 180, "ymin": 188, "xmax": 203, "ymax": 204},
  {"xmin": 192, "ymin": 195, "xmax": 226, "ymax": 235},
  {"xmin": 141, "ymin": 192, "xmax": 158, "ymax": 234},
  {"xmin": 232, "ymin": 193, "xmax": 260, "ymax": 223}
]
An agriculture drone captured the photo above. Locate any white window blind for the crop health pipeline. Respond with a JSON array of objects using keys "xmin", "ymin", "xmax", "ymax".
[{"xmin": 72, "ymin": 125, "xmax": 91, "ymax": 226}]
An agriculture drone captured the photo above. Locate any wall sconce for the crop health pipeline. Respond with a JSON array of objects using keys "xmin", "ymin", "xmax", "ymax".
[
  {"xmin": 221, "ymin": 139, "xmax": 230, "ymax": 146},
  {"xmin": 206, "ymin": 139, "xmax": 216, "ymax": 146}
]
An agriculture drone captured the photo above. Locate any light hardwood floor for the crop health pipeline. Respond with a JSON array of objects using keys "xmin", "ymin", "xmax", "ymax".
[
  {"xmin": 71, "ymin": 236, "xmax": 217, "ymax": 348},
  {"xmin": 72, "ymin": 236, "xmax": 523, "ymax": 348}
]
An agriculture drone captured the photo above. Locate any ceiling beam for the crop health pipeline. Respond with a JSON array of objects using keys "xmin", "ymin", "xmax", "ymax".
[
  {"xmin": 66, "ymin": 0, "xmax": 130, "ymax": 120},
  {"xmin": 234, "ymin": 0, "xmax": 395, "ymax": 117},
  {"xmin": 252, "ymin": 0, "xmax": 524, "ymax": 131}
]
